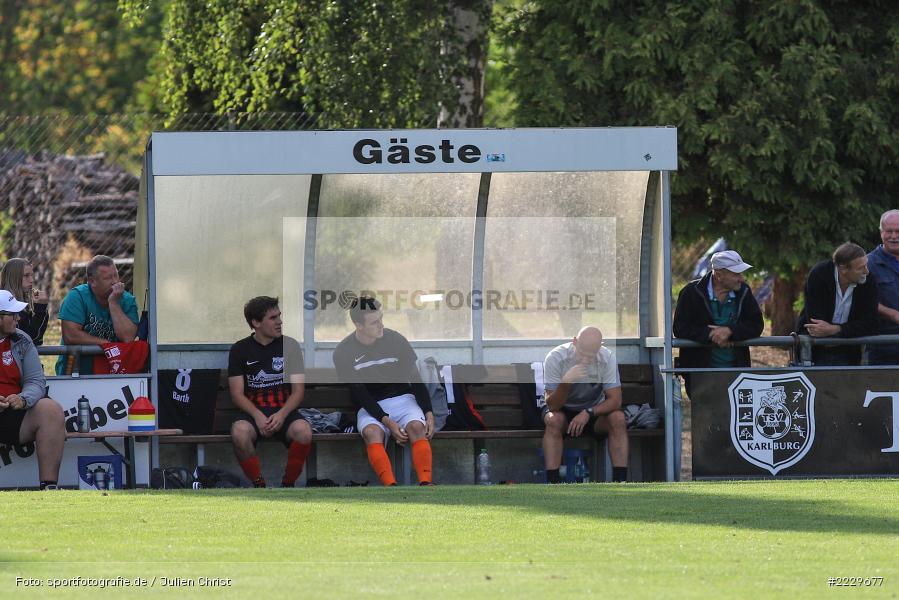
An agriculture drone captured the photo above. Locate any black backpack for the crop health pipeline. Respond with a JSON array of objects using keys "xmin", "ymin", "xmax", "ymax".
[
  {"xmin": 150, "ymin": 466, "xmax": 194, "ymax": 489},
  {"xmin": 443, "ymin": 385, "xmax": 488, "ymax": 431},
  {"xmin": 442, "ymin": 365, "xmax": 488, "ymax": 431},
  {"xmin": 193, "ymin": 465, "xmax": 251, "ymax": 488}
]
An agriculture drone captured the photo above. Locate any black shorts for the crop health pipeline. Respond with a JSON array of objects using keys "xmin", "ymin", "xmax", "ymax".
[
  {"xmin": 233, "ymin": 407, "xmax": 307, "ymax": 447},
  {"xmin": 542, "ymin": 405, "xmax": 600, "ymax": 438},
  {"xmin": 0, "ymin": 408, "xmax": 27, "ymax": 445}
]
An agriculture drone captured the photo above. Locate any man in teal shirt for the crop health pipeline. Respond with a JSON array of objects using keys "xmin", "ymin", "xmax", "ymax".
[{"xmin": 56, "ymin": 255, "xmax": 139, "ymax": 375}]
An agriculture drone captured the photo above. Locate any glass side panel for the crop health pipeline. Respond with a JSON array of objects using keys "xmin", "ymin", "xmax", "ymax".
[
  {"xmin": 154, "ymin": 175, "xmax": 310, "ymax": 344},
  {"xmin": 485, "ymin": 172, "xmax": 648, "ymax": 338}
]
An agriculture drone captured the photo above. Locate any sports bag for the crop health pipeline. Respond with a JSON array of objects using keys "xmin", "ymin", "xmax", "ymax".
[{"xmin": 150, "ymin": 466, "xmax": 194, "ymax": 489}]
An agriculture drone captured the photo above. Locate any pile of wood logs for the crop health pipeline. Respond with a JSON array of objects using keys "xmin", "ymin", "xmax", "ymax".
[{"xmin": 0, "ymin": 149, "xmax": 138, "ymax": 305}]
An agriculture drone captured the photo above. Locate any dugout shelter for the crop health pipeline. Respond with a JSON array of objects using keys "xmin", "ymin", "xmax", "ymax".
[{"xmin": 136, "ymin": 128, "xmax": 680, "ymax": 481}]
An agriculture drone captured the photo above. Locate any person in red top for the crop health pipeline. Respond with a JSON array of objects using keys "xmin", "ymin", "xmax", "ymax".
[
  {"xmin": 0, "ymin": 290, "xmax": 65, "ymax": 489},
  {"xmin": 228, "ymin": 296, "xmax": 310, "ymax": 488}
]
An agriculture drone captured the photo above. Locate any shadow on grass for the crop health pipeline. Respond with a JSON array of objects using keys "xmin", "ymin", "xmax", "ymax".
[{"xmin": 139, "ymin": 482, "xmax": 899, "ymax": 536}]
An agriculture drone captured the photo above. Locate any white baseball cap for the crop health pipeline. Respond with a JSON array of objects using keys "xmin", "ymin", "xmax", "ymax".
[
  {"xmin": 0, "ymin": 290, "xmax": 28, "ymax": 314},
  {"xmin": 710, "ymin": 250, "xmax": 752, "ymax": 273}
]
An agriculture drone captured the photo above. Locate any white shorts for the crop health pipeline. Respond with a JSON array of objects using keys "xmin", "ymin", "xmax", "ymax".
[{"xmin": 357, "ymin": 393, "xmax": 426, "ymax": 442}]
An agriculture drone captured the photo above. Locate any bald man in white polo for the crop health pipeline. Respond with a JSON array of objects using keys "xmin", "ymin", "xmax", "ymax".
[{"xmin": 542, "ymin": 326, "xmax": 628, "ymax": 482}]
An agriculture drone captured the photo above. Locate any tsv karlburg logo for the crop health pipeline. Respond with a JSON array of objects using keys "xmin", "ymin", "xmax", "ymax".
[{"xmin": 728, "ymin": 372, "xmax": 815, "ymax": 475}]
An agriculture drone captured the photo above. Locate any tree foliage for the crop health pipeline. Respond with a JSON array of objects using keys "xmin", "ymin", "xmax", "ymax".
[
  {"xmin": 0, "ymin": 0, "xmax": 162, "ymax": 114},
  {"xmin": 122, "ymin": 0, "xmax": 473, "ymax": 128},
  {"xmin": 500, "ymin": 0, "xmax": 899, "ymax": 275}
]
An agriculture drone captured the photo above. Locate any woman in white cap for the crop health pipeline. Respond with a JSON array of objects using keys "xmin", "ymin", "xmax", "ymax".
[
  {"xmin": 0, "ymin": 289, "xmax": 65, "ymax": 489},
  {"xmin": 0, "ymin": 258, "xmax": 49, "ymax": 346}
]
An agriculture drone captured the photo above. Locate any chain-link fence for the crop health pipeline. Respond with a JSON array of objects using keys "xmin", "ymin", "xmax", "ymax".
[{"xmin": 0, "ymin": 112, "xmax": 317, "ymax": 329}]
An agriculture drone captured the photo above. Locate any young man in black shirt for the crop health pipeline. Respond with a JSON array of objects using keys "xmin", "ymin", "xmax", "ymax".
[
  {"xmin": 229, "ymin": 296, "xmax": 310, "ymax": 487},
  {"xmin": 332, "ymin": 297, "xmax": 435, "ymax": 486}
]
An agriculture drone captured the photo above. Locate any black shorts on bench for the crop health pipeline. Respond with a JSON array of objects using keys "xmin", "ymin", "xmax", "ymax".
[
  {"xmin": 233, "ymin": 406, "xmax": 307, "ymax": 448},
  {"xmin": 0, "ymin": 408, "xmax": 27, "ymax": 445},
  {"xmin": 542, "ymin": 405, "xmax": 602, "ymax": 438}
]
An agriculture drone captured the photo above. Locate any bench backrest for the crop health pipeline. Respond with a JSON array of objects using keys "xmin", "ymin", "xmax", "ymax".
[{"xmin": 204, "ymin": 364, "xmax": 655, "ymax": 434}]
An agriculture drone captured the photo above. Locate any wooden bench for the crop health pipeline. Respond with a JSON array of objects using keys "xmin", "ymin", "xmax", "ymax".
[
  {"xmin": 159, "ymin": 364, "xmax": 664, "ymax": 483},
  {"xmin": 435, "ymin": 364, "xmax": 664, "ymax": 482}
]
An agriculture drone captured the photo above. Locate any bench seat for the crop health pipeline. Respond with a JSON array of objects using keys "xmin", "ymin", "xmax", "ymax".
[{"xmin": 159, "ymin": 364, "xmax": 664, "ymax": 483}]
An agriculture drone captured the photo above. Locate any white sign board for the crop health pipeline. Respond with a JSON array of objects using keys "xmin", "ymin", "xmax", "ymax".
[
  {"xmin": 151, "ymin": 128, "xmax": 678, "ymax": 175},
  {"xmin": 0, "ymin": 376, "xmax": 151, "ymax": 489}
]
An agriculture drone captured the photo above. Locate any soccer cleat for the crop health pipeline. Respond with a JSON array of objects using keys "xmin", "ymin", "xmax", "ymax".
[
  {"xmin": 252, "ymin": 477, "xmax": 266, "ymax": 488},
  {"xmin": 419, "ymin": 481, "xmax": 436, "ymax": 486}
]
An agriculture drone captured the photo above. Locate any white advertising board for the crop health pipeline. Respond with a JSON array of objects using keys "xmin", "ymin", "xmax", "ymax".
[{"xmin": 0, "ymin": 376, "xmax": 151, "ymax": 489}]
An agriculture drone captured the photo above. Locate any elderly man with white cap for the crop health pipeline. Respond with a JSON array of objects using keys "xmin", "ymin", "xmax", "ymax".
[
  {"xmin": 673, "ymin": 250, "xmax": 764, "ymax": 394},
  {"xmin": 0, "ymin": 290, "xmax": 66, "ymax": 489}
]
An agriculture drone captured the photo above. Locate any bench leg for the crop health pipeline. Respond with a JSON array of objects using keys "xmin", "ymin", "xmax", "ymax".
[
  {"xmin": 392, "ymin": 442, "xmax": 411, "ymax": 486},
  {"xmin": 631, "ymin": 437, "xmax": 647, "ymax": 482},
  {"xmin": 306, "ymin": 444, "xmax": 318, "ymax": 482},
  {"xmin": 601, "ymin": 439, "xmax": 612, "ymax": 482},
  {"xmin": 403, "ymin": 444, "xmax": 412, "ymax": 485}
]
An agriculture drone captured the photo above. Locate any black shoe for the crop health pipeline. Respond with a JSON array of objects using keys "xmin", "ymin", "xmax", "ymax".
[
  {"xmin": 252, "ymin": 477, "xmax": 266, "ymax": 488},
  {"xmin": 419, "ymin": 481, "xmax": 436, "ymax": 486}
]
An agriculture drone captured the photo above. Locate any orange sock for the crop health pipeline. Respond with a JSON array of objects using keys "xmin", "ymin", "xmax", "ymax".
[
  {"xmin": 366, "ymin": 443, "xmax": 396, "ymax": 486},
  {"xmin": 282, "ymin": 442, "xmax": 312, "ymax": 486},
  {"xmin": 239, "ymin": 455, "xmax": 262, "ymax": 483},
  {"xmin": 411, "ymin": 439, "xmax": 433, "ymax": 484}
]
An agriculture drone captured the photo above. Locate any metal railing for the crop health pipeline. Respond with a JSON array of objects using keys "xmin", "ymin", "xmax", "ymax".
[
  {"xmin": 672, "ymin": 334, "xmax": 899, "ymax": 367},
  {"xmin": 38, "ymin": 344, "xmax": 105, "ymax": 377}
]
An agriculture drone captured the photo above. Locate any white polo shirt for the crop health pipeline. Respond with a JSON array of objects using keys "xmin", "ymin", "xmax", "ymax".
[{"xmin": 542, "ymin": 342, "xmax": 621, "ymax": 411}]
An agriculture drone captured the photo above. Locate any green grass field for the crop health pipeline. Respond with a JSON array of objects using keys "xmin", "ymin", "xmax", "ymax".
[{"xmin": 1, "ymin": 480, "xmax": 897, "ymax": 599}]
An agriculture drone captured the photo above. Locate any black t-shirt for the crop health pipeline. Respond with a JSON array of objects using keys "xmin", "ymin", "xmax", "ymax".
[
  {"xmin": 333, "ymin": 328, "xmax": 431, "ymax": 420},
  {"xmin": 228, "ymin": 335, "xmax": 304, "ymax": 408}
]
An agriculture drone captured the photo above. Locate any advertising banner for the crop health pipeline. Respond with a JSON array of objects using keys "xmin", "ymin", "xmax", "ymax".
[
  {"xmin": 691, "ymin": 369, "xmax": 899, "ymax": 478},
  {"xmin": 0, "ymin": 376, "xmax": 151, "ymax": 489}
]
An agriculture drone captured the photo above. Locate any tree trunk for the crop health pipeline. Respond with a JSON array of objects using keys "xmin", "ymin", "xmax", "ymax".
[
  {"xmin": 438, "ymin": 1, "xmax": 493, "ymax": 128},
  {"xmin": 770, "ymin": 270, "xmax": 806, "ymax": 336}
]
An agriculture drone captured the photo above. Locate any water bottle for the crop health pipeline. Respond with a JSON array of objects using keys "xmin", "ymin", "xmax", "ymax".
[
  {"xmin": 77, "ymin": 395, "xmax": 91, "ymax": 433},
  {"xmin": 574, "ymin": 456, "xmax": 586, "ymax": 483},
  {"xmin": 477, "ymin": 449, "xmax": 492, "ymax": 485},
  {"xmin": 92, "ymin": 465, "xmax": 108, "ymax": 490}
]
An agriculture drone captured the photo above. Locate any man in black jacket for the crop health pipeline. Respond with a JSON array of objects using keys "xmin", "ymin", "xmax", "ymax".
[
  {"xmin": 673, "ymin": 250, "xmax": 764, "ymax": 394},
  {"xmin": 796, "ymin": 242, "xmax": 876, "ymax": 365}
]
